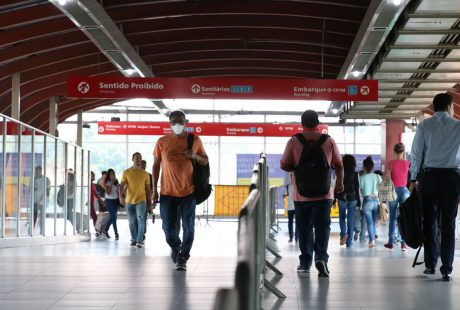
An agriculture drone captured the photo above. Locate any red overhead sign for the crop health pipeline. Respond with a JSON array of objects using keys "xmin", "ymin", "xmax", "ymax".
[
  {"xmin": 68, "ymin": 76, "xmax": 378, "ymax": 101},
  {"xmin": 97, "ymin": 122, "xmax": 328, "ymax": 137}
]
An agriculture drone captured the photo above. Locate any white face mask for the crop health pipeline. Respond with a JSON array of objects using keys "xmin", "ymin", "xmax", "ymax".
[{"xmin": 171, "ymin": 124, "xmax": 185, "ymax": 135}]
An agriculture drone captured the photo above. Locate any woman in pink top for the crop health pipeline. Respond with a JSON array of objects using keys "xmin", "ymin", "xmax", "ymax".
[{"xmin": 384, "ymin": 143, "xmax": 410, "ymax": 251}]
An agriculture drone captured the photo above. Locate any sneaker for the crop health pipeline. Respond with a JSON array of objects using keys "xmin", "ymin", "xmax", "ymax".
[
  {"xmin": 176, "ymin": 257, "xmax": 187, "ymax": 270},
  {"xmin": 288, "ymin": 238, "xmax": 293, "ymax": 243},
  {"xmin": 315, "ymin": 260, "xmax": 329, "ymax": 277},
  {"xmin": 130, "ymin": 241, "xmax": 137, "ymax": 247},
  {"xmin": 423, "ymin": 268, "xmax": 435, "ymax": 275},
  {"xmin": 115, "ymin": 234, "xmax": 119, "ymax": 241},
  {"xmin": 353, "ymin": 231, "xmax": 359, "ymax": 241},
  {"xmin": 104, "ymin": 231, "xmax": 111, "ymax": 239},
  {"xmin": 297, "ymin": 265, "xmax": 310, "ymax": 273},
  {"xmin": 401, "ymin": 243, "xmax": 407, "ymax": 251},
  {"xmin": 171, "ymin": 247, "xmax": 180, "ymax": 264},
  {"xmin": 340, "ymin": 234, "xmax": 348, "ymax": 246},
  {"xmin": 384, "ymin": 243, "xmax": 394, "ymax": 250},
  {"xmin": 368, "ymin": 241, "xmax": 375, "ymax": 248},
  {"xmin": 136, "ymin": 243, "xmax": 144, "ymax": 249}
]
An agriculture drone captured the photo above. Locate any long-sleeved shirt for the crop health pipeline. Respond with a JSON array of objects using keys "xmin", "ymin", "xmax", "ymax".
[{"xmin": 410, "ymin": 112, "xmax": 460, "ymax": 180}]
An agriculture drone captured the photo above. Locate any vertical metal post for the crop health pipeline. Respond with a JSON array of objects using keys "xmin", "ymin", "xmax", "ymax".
[
  {"xmin": 87, "ymin": 150, "xmax": 91, "ymax": 235},
  {"xmin": 1, "ymin": 118, "xmax": 6, "ymax": 238},
  {"xmin": 53, "ymin": 138, "xmax": 58, "ymax": 236},
  {"xmin": 80, "ymin": 148, "xmax": 84, "ymax": 234},
  {"xmin": 16, "ymin": 124, "xmax": 22, "ymax": 237},
  {"xmin": 63, "ymin": 143, "xmax": 68, "ymax": 235},
  {"xmin": 217, "ymin": 115, "xmax": 221, "ymax": 184},
  {"xmin": 42, "ymin": 134, "xmax": 47, "ymax": 236},
  {"xmin": 73, "ymin": 146, "xmax": 77, "ymax": 234},
  {"xmin": 30, "ymin": 129, "xmax": 35, "ymax": 237}
]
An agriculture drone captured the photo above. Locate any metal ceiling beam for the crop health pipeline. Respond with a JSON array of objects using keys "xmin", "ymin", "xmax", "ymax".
[
  {"xmin": 378, "ymin": 79, "xmax": 460, "ymax": 83},
  {"xmin": 342, "ymin": 114, "xmax": 417, "ymax": 119},
  {"xmin": 378, "ymin": 68, "xmax": 460, "ymax": 73},
  {"xmin": 390, "ymin": 44, "xmax": 460, "ymax": 49},
  {"xmin": 379, "ymin": 87, "xmax": 456, "ymax": 91},
  {"xmin": 407, "ymin": 13, "xmax": 460, "ymax": 18},
  {"xmin": 83, "ymin": 109, "xmax": 320, "ymax": 116},
  {"xmin": 398, "ymin": 30, "xmax": 460, "ymax": 35},
  {"xmin": 377, "ymin": 95, "xmax": 434, "ymax": 99},
  {"xmin": 350, "ymin": 108, "xmax": 427, "ymax": 112},
  {"xmin": 382, "ymin": 58, "xmax": 460, "ymax": 62},
  {"xmin": 49, "ymin": 0, "xmax": 169, "ymax": 112}
]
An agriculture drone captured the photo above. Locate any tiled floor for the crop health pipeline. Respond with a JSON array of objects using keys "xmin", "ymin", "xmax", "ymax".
[{"xmin": 0, "ymin": 218, "xmax": 460, "ymax": 309}]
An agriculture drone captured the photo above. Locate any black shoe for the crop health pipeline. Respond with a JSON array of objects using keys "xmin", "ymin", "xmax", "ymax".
[
  {"xmin": 353, "ymin": 232, "xmax": 359, "ymax": 242},
  {"xmin": 115, "ymin": 234, "xmax": 119, "ymax": 241},
  {"xmin": 104, "ymin": 231, "xmax": 111, "ymax": 239},
  {"xmin": 315, "ymin": 260, "xmax": 329, "ymax": 277},
  {"xmin": 297, "ymin": 265, "xmax": 310, "ymax": 273},
  {"xmin": 130, "ymin": 241, "xmax": 136, "ymax": 247},
  {"xmin": 288, "ymin": 238, "xmax": 293, "ymax": 243},
  {"xmin": 441, "ymin": 274, "xmax": 452, "ymax": 282},
  {"xmin": 176, "ymin": 257, "xmax": 187, "ymax": 270},
  {"xmin": 171, "ymin": 247, "xmax": 180, "ymax": 264},
  {"xmin": 423, "ymin": 268, "xmax": 436, "ymax": 275},
  {"xmin": 136, "ymin": 242, "xmax": 144, "ymax": 249}
]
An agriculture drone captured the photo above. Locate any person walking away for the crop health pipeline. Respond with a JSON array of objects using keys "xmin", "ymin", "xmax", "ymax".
[
  {"xmin": 409, "ymin": 93, "xmax": 460, "ymax": 282},
  {"xmin": 280, "ymin": 110, "xmax": 343, "ymax": 277},
  {"xmin": 90, "ymin": 171, "xmax": 104, "ymax": 228},
  {"xmin": 141, "ymin": 160, "xmax": 154, "ymax": 240},
  {"xmin": 96, "ymin": 171, "xmax": 107, "ymax": 198},
  {"xmin": 103, "ymin": 168, "xmax": 120, "ymax": 240},
  {"xmin": 33, "ymin": 166, "xmax": 50, "ymax": 231},
  {"xmin": 336, "ymin": 155, "xmax": 360, "ymax": 248},
  {"xmin": 153, "ymin": 110, "xmax": 209, "ymax": 271},
  {"xmin": 118, "ymin": 152, "xmax": 152, "ymax": 249},
  {"xmin": 384, "ymin": 143, "xmax": 410, "ymax": 251},
  {"xmin": 359, "ymin": 156, "xmax": 382, "ymax": 248},
  {"xmin": 284, "ymin": 174, "xmax": 298, "ymax": 243}
]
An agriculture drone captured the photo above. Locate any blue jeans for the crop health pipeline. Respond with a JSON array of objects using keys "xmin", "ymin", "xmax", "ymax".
[
  {"xmin": 338, "ymin": 199, "xmax": 357, "ymax": 247},
  {"xmin": 388, "ymin": 187, "xmax": 410, "ymax": 243},
  {"xmin": 287, "ymin": 210, "xmax": 298, "ymax": 240},
  {"xmin": 362, "ymin": 197, "xmax": 379, "ymax": 242},
  {"xmin": 105, "ymin": 198, "xmax": 119, "ymax": 235},
  {"xmin": 160, "ymin": 194, "xmax": 196, "ymax": 259},
  {"xmin": 294, "ymin": 199, "xmax": 333, "ymax": 268},
  {"xmin": 126, "ymin": 201, "xmax": 147, "ymax": 243}
]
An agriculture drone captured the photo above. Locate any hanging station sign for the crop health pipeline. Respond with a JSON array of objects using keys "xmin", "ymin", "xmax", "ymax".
[
  {"xmin": 68, "ymin": 76, "xmax": 378, "ymax": 101},
  {"xmin": 97, "ymin": 122, "xmax": 328, "ymax": 137}
]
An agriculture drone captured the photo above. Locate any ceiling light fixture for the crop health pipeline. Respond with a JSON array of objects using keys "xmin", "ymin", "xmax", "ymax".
[
  {"xmin": 392, "ymin": 0, "xmax": 402, "ymax": 5},
  {"xmin": 351, "ymin": 71, "xmax": 362, "ymax": 77},
  {"xmin": 123, "ymin": 69, "xmax": 136, "ymax": 76},
  {"xmin": 57, "ymin": 0, "xmax": 68, "ymax": 5}
]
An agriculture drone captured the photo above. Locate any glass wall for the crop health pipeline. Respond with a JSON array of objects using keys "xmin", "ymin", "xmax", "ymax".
[{"xmin": 0, "ymin": 114, "xmax": 90, "ymax": 240}]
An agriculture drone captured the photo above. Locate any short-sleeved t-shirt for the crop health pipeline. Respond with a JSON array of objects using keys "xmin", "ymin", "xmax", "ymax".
[
  {"xmin": 280, "ymin": 131, "xmax": 342, "ymax": 202},
  {"xmin": 387, "ymin": 159, "xmax": 410, "ymax": 187},
  {"xmin": 154, "ymin": 134, "xmax": 207, "ymax": 197},
  {"xmin": 121, "ymin": 167, "xmax": 150, "ymax": 204}
]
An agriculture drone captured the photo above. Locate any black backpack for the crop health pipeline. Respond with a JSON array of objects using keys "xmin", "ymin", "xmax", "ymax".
[
  {"xmin": 187, "ymin": 134, "xmax": 212, "ymax": 205},
  {"xmin": 293, "ymin": 133, "xmax": 331, "ymax": 198},
  {"xmin": 397, "ymin": 189, "xmax": 424, "ymax": 267}
]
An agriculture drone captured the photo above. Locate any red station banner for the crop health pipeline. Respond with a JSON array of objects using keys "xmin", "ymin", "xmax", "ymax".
[
  {"xmin": 97, "ymin": 122, "xmax": 328, "ymax": 137},
  {"xmin": 68, "ymin": 76, "xmax": 378, "ymax": 101}
]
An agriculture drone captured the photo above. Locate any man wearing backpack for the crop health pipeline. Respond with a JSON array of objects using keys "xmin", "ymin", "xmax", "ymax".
[
  {"xmin": 410, "ymin": 93, "xmax": 460, "ymax": 282},
  {"xmin": 153, "ymin": 110, "xmax": 208, "ymax": 271},
  {"xmin": 280, "ymin": 110, "xmax": 344, "ymax": 277}
]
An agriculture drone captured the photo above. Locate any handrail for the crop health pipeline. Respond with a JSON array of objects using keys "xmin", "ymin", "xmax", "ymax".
[{"xmin": 0, "ymin": 113, "xmax": 84, "ymax": 148}]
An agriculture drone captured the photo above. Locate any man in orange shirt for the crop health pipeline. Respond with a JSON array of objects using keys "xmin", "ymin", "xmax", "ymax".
[{"xmin": 153, "ymin": 110, "xmax": 208, "ymax": 270}]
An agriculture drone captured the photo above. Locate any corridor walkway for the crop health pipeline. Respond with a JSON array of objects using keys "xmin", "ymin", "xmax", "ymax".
[{"xmin": 0, "ymin": 219, "xmax": 459, "ymax": 310}]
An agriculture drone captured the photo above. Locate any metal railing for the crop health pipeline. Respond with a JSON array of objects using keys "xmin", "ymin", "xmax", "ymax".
[
  {"xmin": 0, "ymin": 113, "xmax": 91, "ymax": 243},
  {"xmin": 213, "ymin": 153, "xmax": 285, "ymax": 310}
]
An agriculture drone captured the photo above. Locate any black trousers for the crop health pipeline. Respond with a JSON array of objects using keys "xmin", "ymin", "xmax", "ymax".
[{"xmin": 420, "ymin": 169, "xmax": 460, "ymax": 275}]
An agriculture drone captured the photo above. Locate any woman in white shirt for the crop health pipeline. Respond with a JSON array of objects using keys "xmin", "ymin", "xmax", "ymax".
[
  {"xmin": 359, "ymin": 156, "xmax": 382, "ymax": 248},
  {"xmin": 104, "ymin": 168, "xmax": 120, "ymax": 240}
]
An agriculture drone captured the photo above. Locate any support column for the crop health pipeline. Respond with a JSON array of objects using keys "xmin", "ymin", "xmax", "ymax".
[
  {"xmin": 11, "ymin": 73, "xmax": 20, "ymax": 120},
  {"xmin": 76, "ymin": 110, "xmax": 83, "ymax": 147},
  {"xmin": 49, "ymin": 96, "xmax": 58, "ymax": 136},
  {"xmin": 383, "ymin": 120, "xmax": 405, "ymax": 171}
]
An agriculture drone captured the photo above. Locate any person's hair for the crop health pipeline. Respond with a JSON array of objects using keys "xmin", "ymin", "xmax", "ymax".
[
  {"xmin": 393, "ymin": 143, "xmax": 405, "ymax": 154},
  {"xmin": 141, "ymin": 160, "xmax": 146, "ymax": 164},
  {"xmin": 363, "ymin": 156, "xmax": 374, "ymax": 172},
  {"xmin": 301, "ymin": 110, "xmax": 319, "ymax": 128},
  {"xmin": 342, "ymin": 154, "xmax": 356, "ymax": 172},
  {"xmin": 104, "ymin": 168, "xmax": 119, "ymax": 186},
  {"xmin": 132, "ymin": 152, "xmax": 142, "ymax": 160},
  {"xmin": 101, "ymin": 171, "xmax": 107, "ymax": 175},
  {"xmin": 374, "ymin": 170, "xmax": 383, "ymax": 177},
  {"xmin": 169, "ymin": 110, "xmax": 186, "ymax": 121},
  {"xmin": 433, "ymin": 93, "xmax": 453, "ymax": 112}
]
